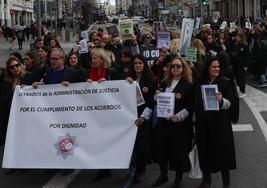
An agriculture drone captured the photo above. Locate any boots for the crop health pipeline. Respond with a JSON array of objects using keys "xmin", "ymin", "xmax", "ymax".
[
  {"xmin": 222, "ymin": 170, "xmax": 230, "ymax": 188},
  {"xmin": 172, "ymin": 172, "xmax": 183, "ymax": 188},
  {"xmin": 197, "ymin": 172, "xmax": 211, "ymax": 188}
]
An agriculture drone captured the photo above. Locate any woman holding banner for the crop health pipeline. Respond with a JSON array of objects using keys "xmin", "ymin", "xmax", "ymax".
[
  {"xmin": 126, "ymin": 54, "xmax": 157, "ymax": 184},
  {"xmin": 0, "ymin": 57, "xmax": 35, "ymax": 146},
  {"xmin": 193, "ymin": 57, "xmax": 236, "ymax": 188},
  {"xmin": 152, "ymin": 57, "xmax": 193, "ymax": 188},
  {"xmin": 87, "ymin": 48, "xmax": 117, "ymax": 180},
  {"xmin": 87, "ymin": 48, "xmax": 114, "ymax": 83}
]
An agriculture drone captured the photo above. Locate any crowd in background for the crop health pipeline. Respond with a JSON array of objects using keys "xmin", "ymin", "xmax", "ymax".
[{"xmin": 1, "ymin": 17, "xmax": 267, "ymax": 188}]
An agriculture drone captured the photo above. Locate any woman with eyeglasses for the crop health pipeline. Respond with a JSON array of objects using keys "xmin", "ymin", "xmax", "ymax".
[
  {"xmin": 193, "ymin": 57, "xmax": 236, "ymax": 188},
  {"xmin": 0, "ymin": 57, "xmax": 34, "ymax": 146},
  {"xmin": 125, "ymin": 54, "xmax": 156, "ymax": 185},
  {"xmin": 152, "ymin": 57, "xmax": 193, "ymax": 188}
]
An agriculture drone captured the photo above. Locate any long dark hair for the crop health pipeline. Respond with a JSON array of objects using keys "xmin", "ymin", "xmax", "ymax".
[
  {"xmin": 67, "ymin": 52, "xmax": 81, "ymax": 69},
  {"xmin": 200, "ymin": 56, "xmax": 221, "ymax": 82},
  {"xmin": 217, "ymin": 51, "xmax": 234, "ymax": 80},
  {"xmin": 129, "ymin": 54, "xmax": 154, "ymax": 82}
]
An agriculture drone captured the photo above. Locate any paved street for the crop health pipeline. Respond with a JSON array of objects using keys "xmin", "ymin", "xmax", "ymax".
[{"xmin": 1, "ymin": 23, "xmax": 267, "ymax": 188}]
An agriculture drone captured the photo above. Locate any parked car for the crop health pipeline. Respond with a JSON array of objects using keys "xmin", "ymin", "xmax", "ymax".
[{"xmin": 132, "ymin": 16, "xmax": 148, "ymax": 23}]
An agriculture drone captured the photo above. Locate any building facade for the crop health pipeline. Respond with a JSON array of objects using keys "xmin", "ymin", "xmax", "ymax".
[
  {"xmin": 115, "ymin": 0, "xmax": 132, "ymax": 14},
  {"xmin": 1, "ymin": 0, "xmax": 34, "ymax": 27},
  {"xmin": 211, "ymin": 0, "xmax": 267, "ymax": 20}
]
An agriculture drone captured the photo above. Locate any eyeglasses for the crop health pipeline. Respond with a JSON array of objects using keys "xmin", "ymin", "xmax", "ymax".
[
  {"xmin": 49, "ymin": 57, "xmax": 63, "ymax": 61},
  {"xmin": 9, "ymin": 64, "xmax": 20, "ymax": 69},
  {"xmin": 171, "ymin": 64, "xmax": 182, "ymax": 69}
]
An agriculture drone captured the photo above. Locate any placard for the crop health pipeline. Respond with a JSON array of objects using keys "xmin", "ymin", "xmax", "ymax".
[
  {"xmin": 201, "ymin": 84, "xmax": 219, "ymax": 111},
  {"xmin": 119, "ymin": 19, "xmax": 134, "ymax": 40},
  {"xmin": 179, "ymin": 18, "xmax": 194, "ymax": 56},
  {"xmin": 157, "ymin": 92, "xmax": 175, "ymax": 118},
  {"xmin": 156, "ymin": 31, "xmax": 171, "ymax": 49},
  {"xmin": 185, "ymin": 47, "xmax": 197, "ymax": 63}
]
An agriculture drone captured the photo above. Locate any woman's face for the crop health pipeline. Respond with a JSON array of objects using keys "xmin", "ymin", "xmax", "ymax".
[
  {"xmin": 69, "ymin": 54, "xmax": 78, "ymax": 67},
  {"xmin": 159, "ymin": 49, "xmax": 168, "ymax": 58},
  {"xmin": 171, "ymin": 59, "xmax": 183, "ymax": 77},
  {"xmin": 121, "ymin": 54, "xmax": 131, "ymax": 64},
  {"xmin": 219, "ymin": 33, "xmax": 225, "ymax": 40},
  {"xmin": 38, "ymin": 48, "xmax": 47, "ymax": 59},
  {"xmin": 49, "ymin": 40, "xmax": 56, "ymax": 47},
  {"xmin": 134, "ymin": 57, "xmax": 144, "ymax": 73},
  {"xmin": 208, "ymin": 60, "xmax": 220, "ymax": 79},
  {"xmin": 92, "ymin": 54, "xmax": 104, "ymax": 68},
  {"xmin": 8, "ymin": 60, "xmax": 22, "ymax": 76},
  {"xmin": 92, "ymin": 32, "xmax": 98, "ymax": 40},
  {"xmin": 144, "ymin": 35, "xmax": 151, "ymax": 44},
  {"xmin": 235, "ymin": 35, "xmax": 241, "ymax": 43},
  {"xmin": 207, "ymin": 35, "xmax": 213, "ymax": 43},
  {"xmin": 24, "ymin": 55, "xmax": 33, "ymax": 69}
]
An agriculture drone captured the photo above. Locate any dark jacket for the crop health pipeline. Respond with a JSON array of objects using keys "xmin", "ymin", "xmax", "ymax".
[
  {"xmin": 193, "ymin": 76, "xmax": 236, "ymax": 173},
  {"xmin": 43, "ymin": 67, "xmax": 79, "ymax": 84},
  {"xmin": 0, "ymin": 72, "xmax": 35, "ymax": 145},
  {"xmin": 135, "ymin": 76, "xmax": 157, "ymax": 164},
  {"xmin": 154, "ymin": 79, "xmax": 193, "ymax": 171}
]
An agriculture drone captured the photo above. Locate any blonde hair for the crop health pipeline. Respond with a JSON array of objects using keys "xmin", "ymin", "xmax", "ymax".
[
  {"xmin": 169, "ymin": 39, "xmax": 180, "ymax": 56},
  {"xmin": 91, "ymin": 48, "xmax": 111, "ymax": 68},
  {"xmin": 164, "ymin": 57, "xmax": 192, "ymax": 85},
  {"xmin": 4, "ymin": 57, "xmax": 26, "ymax": 85},
  {"xmin": 171, "ymin": 31, "xmax": 180, "ymax": 39},
  {"xmin": 192, "ymin": 39, "xmax": 206, "ymax": 57}
]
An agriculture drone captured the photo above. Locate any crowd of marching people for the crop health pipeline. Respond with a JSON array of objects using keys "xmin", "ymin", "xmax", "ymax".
[{"xmin": 1, "ymin": 17, "xmax": 267, "ymax": 188}]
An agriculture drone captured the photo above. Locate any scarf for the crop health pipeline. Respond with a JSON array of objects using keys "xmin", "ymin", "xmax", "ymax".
[{"xmin": 88, "ymin": 67, "xmax": 107, "ymax": 81}]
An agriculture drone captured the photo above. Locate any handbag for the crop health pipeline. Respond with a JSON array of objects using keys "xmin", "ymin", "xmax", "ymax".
[{"xmin": 188, "ymin": 144, "xmax": 202, "ymax": 179}]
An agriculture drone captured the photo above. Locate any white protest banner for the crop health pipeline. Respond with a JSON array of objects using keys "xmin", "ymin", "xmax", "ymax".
[
  {"xmin": 3, "ymin": 81, "xmax": 138, "ymax": 169},
  {"xmin": 157, "ymin": 92, "xmax": 175, "ymax": 118},
  {"xmin": 157, "ymin": 31, "xmax": 171, "ymax": 49},
  {"xmin": 81, "ymin": 30, "xmax": 89, "ymax": 42},
  {"xmin": 79, "ymin": 39, "xmax": 88, "ymax": 54},
  {"xmin": 119, "ymin": 19, "xmax": 134, "ymax": 40},
  {"xmin": 179, "ymin": 18, "xmax": 194, "ymax": 56}
]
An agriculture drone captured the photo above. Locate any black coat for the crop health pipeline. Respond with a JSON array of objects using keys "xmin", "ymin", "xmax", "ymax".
[
  {"xmin": 0, "ymin": 72, "xmax": 35, "ymax": 145},
  {"xmin": 135, "ymin": 77, "xmax": 157, "ymax": 164},
  {"xmin": 154, "ymin": 79, "xmax": 193, "ymax": 172},
  {"xmin": 43, "ymin": 67, "xmax": 79, "ymax": 84},
  {"xmin": 193, "ymin": 76, "xmax": 236, "ymax": 173}
]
